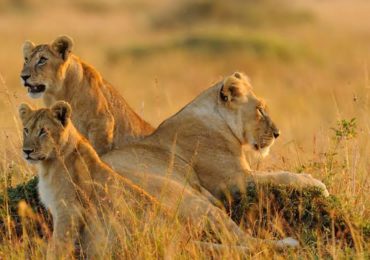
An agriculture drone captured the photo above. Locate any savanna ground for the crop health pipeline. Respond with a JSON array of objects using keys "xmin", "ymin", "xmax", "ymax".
[{"xmin": 0, "ymin": 0, "xmax": 369, "ymax": 258}]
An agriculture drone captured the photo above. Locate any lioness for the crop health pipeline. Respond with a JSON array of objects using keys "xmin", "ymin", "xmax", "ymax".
[
  {"xmin": 102, "ymin": 72, "xmax": 329, "ymax": 207},
  {"xmin": 19, "ymin": 102, "xmax": 298, "ymax": 258},
  {"xmin": 20, "ymin": 35, "xmax": 153, "ymax": 155},
  {"xmin": 19, "ymin": 101, "xmax": 160, "ymax": 258}
]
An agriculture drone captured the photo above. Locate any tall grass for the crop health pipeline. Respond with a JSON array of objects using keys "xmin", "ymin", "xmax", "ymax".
[{"xmin": 0, "ymin": 78, "xmax": 369, "ymax": 258}]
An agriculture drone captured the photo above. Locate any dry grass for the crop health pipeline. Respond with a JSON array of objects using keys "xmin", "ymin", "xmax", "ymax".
[{"xmin": 0, "ymin": 0, "xmax": 369, "ymax": 258}]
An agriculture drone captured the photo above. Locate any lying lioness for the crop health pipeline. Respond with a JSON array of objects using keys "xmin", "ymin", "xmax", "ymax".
[
  {"xmin": 19, "ymin": 104, "xmax": 298, "ymax": 257},
  {"xmin": 103, "ymin": 72, "xmax": 329, "ymax": 203}
]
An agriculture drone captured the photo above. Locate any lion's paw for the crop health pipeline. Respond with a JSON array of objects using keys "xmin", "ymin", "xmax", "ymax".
[
  {"xmin": 276, "ymin": 237, "xmax": 299, "ymax": 248},
  {"xmin": 300, "ymin": 173, "xmax": 329, "ymax": 197}
]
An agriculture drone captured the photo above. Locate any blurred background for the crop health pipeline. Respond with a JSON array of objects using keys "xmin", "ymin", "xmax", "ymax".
[{"xmin": 0, "ymin": 0, "xmax": 369, "ymax": 190}]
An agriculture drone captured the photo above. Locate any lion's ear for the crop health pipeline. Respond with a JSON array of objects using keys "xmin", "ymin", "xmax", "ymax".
[
  {"xmin": 51, "ymin": 101, "xmax": 72, "ymax": 126},
  {"xmin": 220, "ymin": 72, "xmax": 251, "ymax": 105},
  {"xmin": 22, "ymin": 40, "xmax": 35, "ymax": 58},
  {"xmin": 51, "ymin": 35, "xmax": 74, "ymax": 60},
  {"xmin": 18, "ymin": 103, "xmax": 34, "ymax": 122}
]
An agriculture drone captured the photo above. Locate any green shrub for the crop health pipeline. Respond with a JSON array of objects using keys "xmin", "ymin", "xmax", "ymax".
[{"xmin": 0, "ymin": 177, "xmax": 51, "ymax": 241}]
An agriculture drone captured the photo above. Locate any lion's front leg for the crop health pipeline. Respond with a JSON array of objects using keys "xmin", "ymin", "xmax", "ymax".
[
  {"xmin": 46, "ymin": 211, "xmax": 81, "ymax": 260},
  {"xmin": 88, "ymin": 115, "xmax": 115, "ymax": 155},
  {"xmin": 249, "ymin": 171, "xmax": 329, "ymax": 197}
]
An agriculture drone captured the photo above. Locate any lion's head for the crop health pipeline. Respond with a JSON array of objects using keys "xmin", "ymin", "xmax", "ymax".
[
  {"xmin": 218, "ymin": 72, "xmax": 280, "ymax": 157},
  {"xmin": 20, "ymin": 36, "xmax": 74, "ymax": 98},
  {"xmin": 18, "ymin": 101, "xmax": 72, "ymax": 163}
]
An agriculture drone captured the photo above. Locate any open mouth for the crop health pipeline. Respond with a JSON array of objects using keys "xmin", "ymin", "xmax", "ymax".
[{"xmin": 25, "ymin": 83, "xmax": 46, "ymax": 94}]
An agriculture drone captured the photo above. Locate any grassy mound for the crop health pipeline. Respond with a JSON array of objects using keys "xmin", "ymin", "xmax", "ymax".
[
  {"xmin": 0, "ymin": 177, "xmax": 51, "ymax": 241},
  {"xmin": 221, "ymin": 183, "xmax": 365, "ymax": 249},
  {"xmin": 0, "ymin": 176, "xmax": 368, "ymax": 250}
]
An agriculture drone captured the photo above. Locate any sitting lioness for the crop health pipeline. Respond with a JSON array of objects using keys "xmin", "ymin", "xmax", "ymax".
[
  {"xmin": 19, "ymin": 101, "xmax": 160, "ymax": 258},
  {"xmin": 20, "ymin": 35, "xmax": 153, "ymax": 155},
  {"xmin": 102, "ymin": 72, "xmax": 329, "ymax": 208},
  {"xmin": 19, "ymin": 102, "xmax": 300, "ymax": 258}
]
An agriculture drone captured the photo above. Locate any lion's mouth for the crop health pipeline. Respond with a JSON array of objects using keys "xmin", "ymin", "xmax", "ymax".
[
  {"xmin": 251, "ymin": 143, "xmax": 271, "ymax": 157},
  {"xmin": 25, "ymin": 83, "xmax": 46, "ymax": 94},
  {"xmin": 25, "ymin": 155, "xmax": 46, "ymax": 162},
  {"xmin": 254, "ymin": 143, "xmax": 268, "ymax": 150},
  {"xmin": 253, "ymin": 143, "xmax": 271, "ymax": 150}
]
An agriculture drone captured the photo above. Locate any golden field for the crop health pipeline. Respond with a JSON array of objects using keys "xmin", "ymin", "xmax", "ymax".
[{"xmin": 0, "ymin": 0, "xmax": 369, "ymax": 258}]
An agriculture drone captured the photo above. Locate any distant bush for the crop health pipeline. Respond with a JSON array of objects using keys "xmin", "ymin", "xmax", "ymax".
[
  {"xmin": 152, "ymin": 0, "xmax": 314, "ymax": 29},
  {"xmin": 0, "ymin": 0, "xmax": 33, "ymax": 12},
  {"xmin": 107, "ymin": 32, "xmax": 309, "ymax": 62},
  {"xmin": 72, "ymin": 0, "xmax": 118, "ymax": 14}
]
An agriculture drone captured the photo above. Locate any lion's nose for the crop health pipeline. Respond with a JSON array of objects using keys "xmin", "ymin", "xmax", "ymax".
[
  {"xmin": 273, "ymin": 130, "xmax": 280, "ymax": 139},
  {"xmin": 21, "ymin": 75, "xmax": 30, "ymax": 82},
  {"xmin": 23, "ymin": 148, "xmax": 34, "ymax": 155}
]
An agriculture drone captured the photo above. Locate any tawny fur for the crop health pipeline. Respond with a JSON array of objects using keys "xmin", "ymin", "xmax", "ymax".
[
  {"xmin": 21, "ymin": 35, "xmax": 154, "ymax": 155},
  {"xmin": 97, "ymin": 72, "xmax": 328, "ymax": 252},
  {"xmin": 18, "ymin": 95, "xmax": 304, "ymax": 258},
  {"xmin": 103, "ymin": 72, "xmax": 329, "ymax": 202},
  {"xmin": 19, "ymin": 72, "xmax": 329, "ymax": 257},
  {"xmin": 19, "ymin": 102, "xmax": 159, "ymax": 259},
  {"xmin": 19, "ymin": 101, "xmax": 293, "ymax": 258}
]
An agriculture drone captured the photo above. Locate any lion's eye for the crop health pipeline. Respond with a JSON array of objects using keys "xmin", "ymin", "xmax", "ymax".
[
  {"xmin": 23, "ymin": 128, "xmax": 29, "ymax": 135},
  {"xmin": 37, "ymin": 57, "xmax": 47, "ymax": 66},
  {"xmin": 38, "ymin": 128, "xmax": 47, "ymax": 137},
  {"xmin": 257, "ymin": 107, "xmax": 266, "ymax": 117},
  {"xmin": 220, "ymin": 91, "xmax": 228, "ymax": 102}
]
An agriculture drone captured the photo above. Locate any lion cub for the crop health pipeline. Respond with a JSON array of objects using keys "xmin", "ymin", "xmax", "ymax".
[
  {"xmin": 19, "ymin": 101, "xmax": 156, "ymax": 259},
  {"xmin": 20, "ymin": 35, "xmax": 154, "ymax": 155}
]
